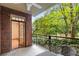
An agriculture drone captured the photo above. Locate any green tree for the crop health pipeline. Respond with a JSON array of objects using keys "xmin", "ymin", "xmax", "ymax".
[{"xmin": 33, "ymin": 3, "xmax": 79, "ymax": 38}]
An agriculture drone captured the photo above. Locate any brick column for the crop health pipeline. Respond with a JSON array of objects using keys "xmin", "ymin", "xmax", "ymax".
[
  {"xmin": 25, "ymin": 14, "xmax": 32, "ymax": 46},
  {"xmin": 1, "ymin": 9, "xmax": 12, "ymax": 53},
  {"xmin": 0, "ymin": 7, "xmax": 1, "ymax": 54}
]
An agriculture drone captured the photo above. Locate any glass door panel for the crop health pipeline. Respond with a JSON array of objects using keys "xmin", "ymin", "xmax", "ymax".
[
  {"xmin": 19, "ymin": 22, "xmax": 25, "ymax": 47},
  {"xmin": 12, "ymin": 21, "xmax": 19, "ymax": 49}
]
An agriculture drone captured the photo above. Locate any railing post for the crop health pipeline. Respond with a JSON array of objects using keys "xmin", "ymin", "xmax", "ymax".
[
  {"xmin": 48, "ymin": 36, "xmax": 52, "ymax": 51},
  {"xmin": 36, "ymin": 34, "xmax": 37, "ymax": 44}
]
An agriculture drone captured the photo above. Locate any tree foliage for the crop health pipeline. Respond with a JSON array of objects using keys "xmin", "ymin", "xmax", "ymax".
[{"xmin": 33, "ymin": 3, "xmax": 79, "ymax": 37}]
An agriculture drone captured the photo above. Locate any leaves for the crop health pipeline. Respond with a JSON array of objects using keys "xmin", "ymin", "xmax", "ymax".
[{"xmin": 33, "ymin": 3, "xmax": 79, "ymax": 37}]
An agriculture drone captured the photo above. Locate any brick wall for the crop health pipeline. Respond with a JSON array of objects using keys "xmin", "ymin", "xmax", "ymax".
[
  {"xmin": 0, "ymin": 6, "xmax": 32, "ymax": 54},
  {"xmin": 0, "ymin": 7, "xmax": 1, "ymax": 54},
  {"xmin": 1, "ymin": 9, "xmax": 12, "ymax": 53},
  {"xmin": 25, "ymin": 14, "xmax": 32, "ymax": 46}
]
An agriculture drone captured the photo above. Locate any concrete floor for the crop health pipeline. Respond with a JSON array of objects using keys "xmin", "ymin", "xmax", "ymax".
[{"xmin": 1, "ymin": 44, "xmax": 62, "ymax": 56}]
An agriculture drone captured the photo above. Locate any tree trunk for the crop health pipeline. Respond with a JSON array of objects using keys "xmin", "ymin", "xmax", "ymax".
[
  {"xmin": 60, "ymin": 4, "xmax": 68, "ymax": 37},
  {"xmin": 70, "ymin": 3, "xmax": 76, "ymax": 38},
  {"xmin": 70, "ymin": 4, "xmax": 79, "ymax": 38}
]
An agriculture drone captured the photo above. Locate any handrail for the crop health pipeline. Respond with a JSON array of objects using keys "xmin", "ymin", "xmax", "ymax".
[
  {"xmin": 32, "ymin": 34, "xmax": 79, "ymax": 55},
  {"xmin": 32, "ymin": 34, "xmax": 79, "ymax": 40}
]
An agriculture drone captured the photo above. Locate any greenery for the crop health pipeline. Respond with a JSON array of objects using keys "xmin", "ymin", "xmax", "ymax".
[
  {"xmin": 32, "ymin": 4, "xmax": 79, "ymax": 55},
  {"xmin": 33, "ymin": 3, "xmax": 79, "ymax": 38},
  {"xmin": 33, "ymin": 37, "xmax": 79, "ymax": 46}
]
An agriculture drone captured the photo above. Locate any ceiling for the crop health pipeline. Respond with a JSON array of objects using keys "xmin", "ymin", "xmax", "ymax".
[{"xmin": 0, "ymin": 3, "xmax": 57, "ymax": 16}]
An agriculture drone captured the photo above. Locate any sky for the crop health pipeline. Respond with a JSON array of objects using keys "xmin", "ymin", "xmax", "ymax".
[
  {"xmin": 32, "ymin": 4, "xmax": 60, "ymax": 23},
  {"xmin": 32, "ymin": 10, "xmax": 47, "ymax": 23}
]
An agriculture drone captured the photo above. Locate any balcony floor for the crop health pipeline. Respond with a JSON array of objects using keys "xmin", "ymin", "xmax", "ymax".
[{"xmin": 1, "ymin": 44, "xmax": 63, "ymax": 56}]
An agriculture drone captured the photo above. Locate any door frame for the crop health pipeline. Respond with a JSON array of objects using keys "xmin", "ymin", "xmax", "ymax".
[{"xmin": 11, "ymin": 18, "xmax": 26, "ymax": 49}]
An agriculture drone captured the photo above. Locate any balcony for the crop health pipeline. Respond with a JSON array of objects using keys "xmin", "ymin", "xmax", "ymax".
[{"xmin": 32, "ymin": 34, "xmax": 79, "ymax": 56}]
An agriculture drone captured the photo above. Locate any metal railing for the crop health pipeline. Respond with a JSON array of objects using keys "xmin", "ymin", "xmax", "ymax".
[{"xmin": 32, "ymin": 34, "xmax": 79, "ymax": 56}]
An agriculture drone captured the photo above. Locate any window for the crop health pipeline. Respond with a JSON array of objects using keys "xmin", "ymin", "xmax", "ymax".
[{"xmin": 11, "ymin": 14, "xmax": 25, "ymax": 21}]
